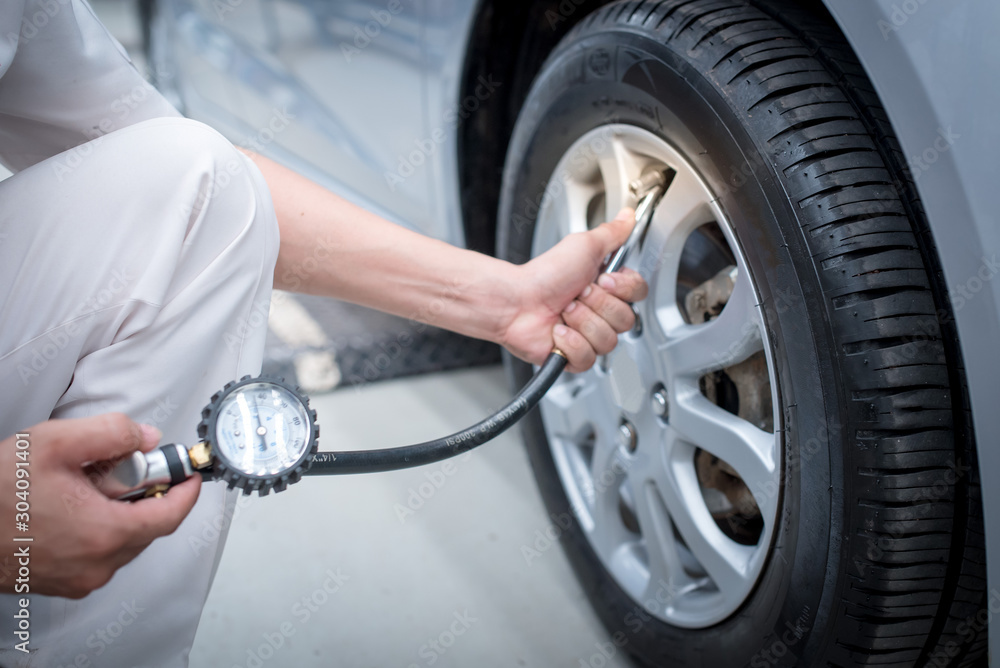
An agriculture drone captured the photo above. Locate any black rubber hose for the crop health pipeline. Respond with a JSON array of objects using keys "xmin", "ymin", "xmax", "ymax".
[{"xmin": 304, "ymin": 352, "xmax": 567, "ymax": 475}]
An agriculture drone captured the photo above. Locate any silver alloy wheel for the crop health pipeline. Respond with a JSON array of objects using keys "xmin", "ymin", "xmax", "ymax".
[{"xmin": 533, "ymin": 124, "xmax": 782, "ymax": 629}]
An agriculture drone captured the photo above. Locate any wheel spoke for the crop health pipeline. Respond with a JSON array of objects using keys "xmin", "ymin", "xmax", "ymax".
[
  {"xmin": 587, "ymin": 477, "xmax": 631, "ymax": 564},
  {"xmin": 656, "ymin": 442, "xmax": 757, "ymax": 597},
  {"xmin": 629, "ymin": 468, "xmax": 692, "ymax": 605},
  {"xmin": 659, "ymin": 274, "xmax": 763, "ymax": 377},
  {"xmin": 671, "ymin": 389, "xmax": 778, "ymax": 522},
  {"xmin": 582, "ymin": 435, "xmax": 633, "ymax": 567},
  {"xmin": 597, "ymin": 136, "xmax": 644, "ymax": 223},
  {"xmin": 540, "ymin": 373, "xmax": 613, "ymax": 441},
  {"xmin": 534, "ymin": 174, "xmax": 598, "ymax": 255}
]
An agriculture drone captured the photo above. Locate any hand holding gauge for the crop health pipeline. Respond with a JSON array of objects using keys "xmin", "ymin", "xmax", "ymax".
[
  {"xmin": 95, "ymin": 376, "xmax": 319, "ymax": 499},
  {"xmin": 94, "ymin": 170, "xmax": 668, "ymax": 500}
]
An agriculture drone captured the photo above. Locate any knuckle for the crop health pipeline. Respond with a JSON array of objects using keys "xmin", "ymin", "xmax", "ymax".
[
  {"xmin": 101, "ymin": 413, "xmax": 139, "ymax": 449},
  {"xmin": 620, "ymin": 306, "xmax": 636, "ymax": 330}
]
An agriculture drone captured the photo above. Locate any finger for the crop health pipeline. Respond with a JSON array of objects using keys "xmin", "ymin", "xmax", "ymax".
[
  {"xmin": 597, "ymin": 268, "xmax": 649, "ymax": 303},
  {"xmin": 553, "ymin": 324, "xmax": 597, "ymax": 374},
  {"xmin": 576, "ymin": 283, "xmax": 636, "ymax": 333},
  {"xmin": 586, "ymin": 208, "xmax": 636, "ymax": 261},
  {"xmin": 43, "ymin": 414, "xmax": 161, "ymax": 466},
  {"xmin": 112, "ymin": 474, "xmax": 201, "ymax": 547},
  {"xmin": 561, "ymin": 300, "xmax": 619, "ymax": 357}
]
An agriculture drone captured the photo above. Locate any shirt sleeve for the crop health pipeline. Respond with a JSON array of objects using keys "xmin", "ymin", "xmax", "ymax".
[{"xmin": 0, "ymin": 0, "xmax": 181, "ymax": 172}]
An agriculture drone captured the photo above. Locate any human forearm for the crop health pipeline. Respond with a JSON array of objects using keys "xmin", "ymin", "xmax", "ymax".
[
  {"xmin": 243, "ymin": 149, "xmax": 519, "ymax": 343},
  {"xmin": 243, "ymin": 149, "xmax": 648, "ymax": 372}
]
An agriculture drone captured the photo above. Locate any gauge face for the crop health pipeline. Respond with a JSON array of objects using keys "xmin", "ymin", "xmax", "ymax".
[{"xmin": 213, "ymin": 382, "xmax": 313, "ymax": 478}]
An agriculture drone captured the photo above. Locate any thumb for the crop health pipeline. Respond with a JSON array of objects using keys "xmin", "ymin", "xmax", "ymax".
[
  {"xmin": 46, "ymin": 414, "xmax": 161, "ymax": 467},
  {"xmin": 589, "ymin": 208, "xmax": 636, "ymax": 259}
]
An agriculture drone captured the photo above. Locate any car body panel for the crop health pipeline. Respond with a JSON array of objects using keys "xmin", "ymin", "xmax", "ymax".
[{"xmin": 155, "ymin": 0, "xmax": 479, "ymax": 243}]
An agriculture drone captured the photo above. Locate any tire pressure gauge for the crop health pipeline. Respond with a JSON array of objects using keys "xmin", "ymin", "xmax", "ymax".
[
  {"xmin": 97, "ymin": 375, "xmax": 318, "ymax": 499},
  {"xmin": 199, "ymin": 376, "xmax": 319, "ymax": 495}
]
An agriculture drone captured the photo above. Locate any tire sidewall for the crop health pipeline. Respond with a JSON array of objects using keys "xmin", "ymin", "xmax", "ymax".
[{"xmin": 498, "ymin": 28, "xmax": 845, "ymax": 667}]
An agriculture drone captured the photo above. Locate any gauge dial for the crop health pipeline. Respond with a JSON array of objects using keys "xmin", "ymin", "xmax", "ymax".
[
  {"xmin": 198, "ymin": 375, "xmax": 318, "ymax": 495},
  {"xmin": 214, "ymin": 382, "xmax": 311, "ymax": 477}
]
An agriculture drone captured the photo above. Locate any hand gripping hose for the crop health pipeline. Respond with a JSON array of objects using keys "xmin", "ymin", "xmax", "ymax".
[{"xmin": 304, "ymin": 169, "xmax": 670, "ymax": 476}]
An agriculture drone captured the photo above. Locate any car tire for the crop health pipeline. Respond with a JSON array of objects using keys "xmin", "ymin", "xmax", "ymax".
[{"xmin": 496, "ymin": 1, "xmax": 986, "ymax": 667}]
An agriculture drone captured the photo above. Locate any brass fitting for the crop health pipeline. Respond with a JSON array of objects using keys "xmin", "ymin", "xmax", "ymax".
[{"xmin": 188, "ymin": 441, "xmax": 212, "ymax": 469}]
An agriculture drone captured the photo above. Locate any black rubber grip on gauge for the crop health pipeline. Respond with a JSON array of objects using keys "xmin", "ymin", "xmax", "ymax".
[{"xmin": 161, "ymin": 445, "xmax": 187, "ymax": 485}]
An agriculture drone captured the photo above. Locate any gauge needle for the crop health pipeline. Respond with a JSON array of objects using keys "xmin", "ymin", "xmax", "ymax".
[{"xmin": 254, "ymin": 404, "xmax": 267, "ymax": 452}]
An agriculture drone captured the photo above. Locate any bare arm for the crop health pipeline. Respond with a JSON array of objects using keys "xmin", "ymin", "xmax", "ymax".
[
  {"xmin": 242, "ymin": 150, "xmax": 648, "ymax": 373},
  {"xmin": 243, "ymin": 149, "xmax": 518, "ymax": 345}
]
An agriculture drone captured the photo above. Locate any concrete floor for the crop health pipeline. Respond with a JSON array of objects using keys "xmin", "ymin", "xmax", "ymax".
[{"xmin": 189, "ymin": 366, "xmax": 632, "ymax": 668}]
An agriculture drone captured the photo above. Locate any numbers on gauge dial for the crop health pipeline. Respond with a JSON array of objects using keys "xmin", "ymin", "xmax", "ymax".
[{"xmin": 214, "ymin": 382, "xmax": 311, "ymax": 477}]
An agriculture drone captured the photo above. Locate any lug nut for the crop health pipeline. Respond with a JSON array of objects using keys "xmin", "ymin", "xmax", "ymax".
[
  {"xmin": 617, "ymin": 421, "xmax": 638, "ymax": 453},
  {"xmin": 651, "ymin": 387, "xmax": 669, "ymax": 420}
]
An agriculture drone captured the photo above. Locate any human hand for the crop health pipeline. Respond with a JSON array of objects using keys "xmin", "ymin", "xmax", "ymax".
[
  {"xmin": 500, "ymin": 208, "xmax": 649, "ymax": 373},
  {"xmin": 0, "ymin": 414, "xmax": 201, "ymax": 598}
]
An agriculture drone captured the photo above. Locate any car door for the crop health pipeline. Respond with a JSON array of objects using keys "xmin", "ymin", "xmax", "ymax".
[{"xmin": 156, "ymin": 0, "xmax": 434, "ymax": 234}]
